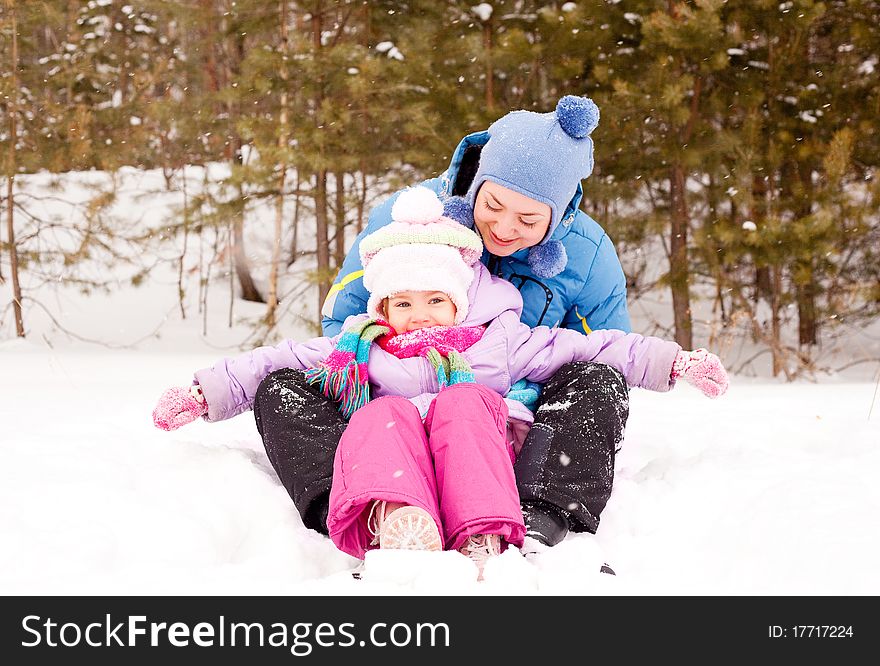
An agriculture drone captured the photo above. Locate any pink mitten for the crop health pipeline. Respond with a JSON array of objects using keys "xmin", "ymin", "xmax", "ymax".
[
  {"xmin": 152, "ymin": 385, "xmax": 207, "ymax": 431},
  {"xmin": 671, "ymin": 348, "xmax": 729, "ymax": 398}
]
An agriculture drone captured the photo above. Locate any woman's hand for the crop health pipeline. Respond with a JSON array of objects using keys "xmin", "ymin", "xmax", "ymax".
[
  {"xmin": 152, "ymin": 385, "xmax": 208, "ymax": 431},
  {"xmin": 671, "ymin": 349, "xmax": 729, "ymax": 398}
]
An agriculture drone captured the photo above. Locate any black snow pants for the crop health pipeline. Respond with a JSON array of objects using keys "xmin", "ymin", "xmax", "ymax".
[
  {"xmin": 513, "ymin": 362, "xmax": 629, "ymax": 534},
  {"xmin": 253, "ymin": 368, "xmax": 347, "ymax": 535},
  {"xmin": 252, "ymin": 361, "xmax": 628, "ymax": 536}
]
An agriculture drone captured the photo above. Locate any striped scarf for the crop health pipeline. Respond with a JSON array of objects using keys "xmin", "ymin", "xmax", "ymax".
[
  {"xmin": 424, "ymin": 347, "xmax": 474, "ymax": 388},
  {"xmin": 304, "ymin": 319, "xmax": 476, "ymax": 419}
]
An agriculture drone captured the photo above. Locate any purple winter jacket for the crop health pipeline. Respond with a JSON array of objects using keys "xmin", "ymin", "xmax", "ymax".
[{"xmin": 194, "ymin": 264, "xmax": 681, "ymax": 429}]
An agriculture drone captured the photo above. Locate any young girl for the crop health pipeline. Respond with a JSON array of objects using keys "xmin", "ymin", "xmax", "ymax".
[{"xmin": 152, "ymin": 187, "xmax": 728, "ymax": 578}]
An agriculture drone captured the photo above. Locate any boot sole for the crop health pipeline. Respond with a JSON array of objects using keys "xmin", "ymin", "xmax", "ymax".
[{"xmin": 379, "ymin": 506, "xmax": 442, "ymax": 551}]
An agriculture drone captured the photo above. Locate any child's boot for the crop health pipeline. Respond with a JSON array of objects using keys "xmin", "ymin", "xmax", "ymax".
[
  {"xmin": 368, "ymin": 501, "xmax": 442, "ymax": 551},
  {"xmin": 459, "ymin": 533, "xmax": 502, "ymax": 581}
]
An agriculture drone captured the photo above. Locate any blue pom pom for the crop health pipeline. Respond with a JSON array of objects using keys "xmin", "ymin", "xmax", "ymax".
[
  {"xmin": 528, "ymin": 240, "xmax": 567, "ymax": 279},
  {"xmin": 556, "ymin": 95, "xmax": 599, "ymax": 139},
  {"xmin": 442, "ymin": 195, "xmax": 474, "ymax": 228}
]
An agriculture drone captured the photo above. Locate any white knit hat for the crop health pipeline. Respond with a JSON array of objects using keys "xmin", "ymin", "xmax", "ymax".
[{"xmin": 360, "ymin": 186, "xmax": 483, "ymax": 324}]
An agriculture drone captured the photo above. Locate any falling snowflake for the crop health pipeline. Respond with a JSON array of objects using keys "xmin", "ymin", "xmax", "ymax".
[{"xmin": 471, "ymin": 3, "xmax": 493, "ymax": 21}]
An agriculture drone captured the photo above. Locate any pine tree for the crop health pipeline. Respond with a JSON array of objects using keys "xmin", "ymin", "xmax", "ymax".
[
  {"xmin": 584, "ymin": 1, "xmax": 734, "ymax": 349},
  {"xmin": 705, "ymin": 0, "xmax": 880, "ymax": 374},
  {"xmin": 37, "ymin": 0, "xmax": 181, "ymax": 170}
]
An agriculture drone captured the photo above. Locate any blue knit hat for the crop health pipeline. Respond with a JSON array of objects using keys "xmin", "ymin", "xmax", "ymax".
[{"xmin": 466, "ymin": 95, "xmax": 599, "ymax": 277}]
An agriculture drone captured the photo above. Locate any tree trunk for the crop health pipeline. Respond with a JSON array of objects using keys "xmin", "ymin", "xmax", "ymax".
[
  {"xmin": 315, "ymin": 169, "xmax": 331, "ymax": 312},
  {"xmin": 362, "ymin": 0, "xmax": 370, "ymax": 41},
  {"xmin": 334, "ymin": 170, "xmax": 346, "ymax": 269},
  {"xmin": 356, "ymin": 2, "xmax": 370, "ymax": 236},
  {"xmin": 664, "ymin": 27, "xmax": 700, "ymax": 350},
  {"xmin": 796, "ymin": 274, "xmax": 818, "ymax": 346},
  {"xmin": 266, "ymin": 170, "xmax": 284, "ymax": 324},
  {"xmin": 795, "ymin": 165, "xmax": 818, "ymax": 347},
  {"xmin": 483, "ymin": 18, "xmax": 495, "ymax": 113},
  {"xmin": 356, "ymin": 168, "xmax": 366, "ymax": 235},
  {"xmin": 750, "ymin": 174, "xmax": 772, "ymax": 304},
  {"xmin": 5, "ymin": 0, "xmax": 25, "ymax": 337},
  {"xmin": 224, "ymin": 26, "xmax": 262, "ymax": 303},
  {"xmin": 266, "ymin": 0, "xmax": 290, "ymax": 328},
  {"xmin": 200, "ymin": 0, "xmax": 221, "ymax": 93},
  {"xmin": 312, "ymin": 3, "xmax": 331, "ymax": 317},
  {"xmin": 114, "ymin": 4, "xmax": 127, "ymax": 107},
  {"xmin": 177, "ymin": 174, "xmax": 189, "ymax": 319},
  {"xmin": 754, "ymin": 266, "xmax": 772, "ymax": 304},
  {"xmin": 288, "ymin": 169, "xmax": 300, "ymax": 266},
  {"xmin": 669, "ymin": 164, "xmax": 692, "ymax": 350},
  {"xmin": 232, "ymin": 195, "xmax": 264, "ymax": 303},
  {"xmin": 770, "ymin": 265, "xmax": 784, "ymax": 377}
]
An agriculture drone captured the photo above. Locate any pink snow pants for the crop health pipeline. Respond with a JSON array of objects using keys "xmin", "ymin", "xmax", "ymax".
[{"xmin": 327, "ymin": 383, "xmax": 526, "ymax": 560}]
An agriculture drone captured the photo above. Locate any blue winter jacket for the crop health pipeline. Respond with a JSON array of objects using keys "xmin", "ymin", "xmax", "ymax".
[{"xmin": 321, "ymin": 130, "xmax": 631, "ymax": 337}]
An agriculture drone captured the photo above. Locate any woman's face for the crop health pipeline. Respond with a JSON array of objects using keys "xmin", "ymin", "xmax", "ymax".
[{"xmin": 473, "ymin": 181, "xmax": 552, "ymax": 256}]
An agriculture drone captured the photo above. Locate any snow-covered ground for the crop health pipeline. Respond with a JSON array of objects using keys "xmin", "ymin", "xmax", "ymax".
[
  {"xmin": 2, "ymin": 167, "xmax": 879, "ymax": 596},
  {"xmin": 2, "ymin": 340, "xmax": 877, "ymax": 596}
]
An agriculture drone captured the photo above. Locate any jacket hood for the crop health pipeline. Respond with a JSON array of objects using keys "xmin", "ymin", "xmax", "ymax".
[{"xmin": 460, "ymin": 262, "xmax": 523, "ymax": 326}]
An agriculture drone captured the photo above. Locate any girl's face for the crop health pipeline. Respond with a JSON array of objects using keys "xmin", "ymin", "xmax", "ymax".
[
  {"xmin": 473, "ymin": 181, "xmax": 552, "ymax": 256},
  {"xmin": 383, "ymin": 291, "xmax": 457, "ymax": 332}
]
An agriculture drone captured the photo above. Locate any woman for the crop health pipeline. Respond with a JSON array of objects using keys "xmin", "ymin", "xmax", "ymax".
[{"xmin": 255, "ymin": 95, "xmax": 634, "ymax": 555}]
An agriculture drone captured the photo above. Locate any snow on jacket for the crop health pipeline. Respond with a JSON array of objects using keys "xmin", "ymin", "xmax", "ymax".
[
  {"xmin": 320, "ymin": 129, "xmax": 632, "ymax": 337},
  {"xmin": 195, "ymin": 264, "xmax": 679, "ymax": 428}
]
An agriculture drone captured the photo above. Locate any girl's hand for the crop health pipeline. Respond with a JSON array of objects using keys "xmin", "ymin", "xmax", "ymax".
[
  {"xmin": 152, "ymin": 385, "xmax": 208, "ymax": 431},
  {"xmin": 671, "ymin": 349, "xmax": 729, "ymax": 398}
]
